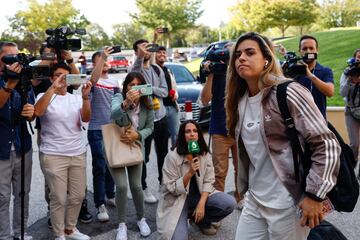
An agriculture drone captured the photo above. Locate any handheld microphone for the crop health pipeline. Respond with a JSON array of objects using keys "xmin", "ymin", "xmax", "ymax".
[{"xmin": 188, "ymin": 140, "xmax": 200, "ymax": 177}]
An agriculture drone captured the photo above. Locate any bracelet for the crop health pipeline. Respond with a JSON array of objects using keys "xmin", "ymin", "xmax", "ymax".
[
  {"xmin": 2, "ymin": 86, "xmax": 13, "ymax": 93},
  {"xmin": 66, "ymin": 58, "xmax": 74, "ymax": 64},
  {"xmin": 82, "ymin": 96, "xmax": 90, "ymax": 100}
]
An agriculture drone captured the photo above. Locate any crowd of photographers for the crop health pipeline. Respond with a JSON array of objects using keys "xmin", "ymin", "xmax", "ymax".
[{"xmin": 0, "ymin": 26, "xmax": 358, "ymax": 240}]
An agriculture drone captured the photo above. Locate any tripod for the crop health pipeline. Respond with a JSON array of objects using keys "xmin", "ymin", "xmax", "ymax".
[{"xmin": 17, "ymin": 76, "xmax": 33, "ymax": 240}]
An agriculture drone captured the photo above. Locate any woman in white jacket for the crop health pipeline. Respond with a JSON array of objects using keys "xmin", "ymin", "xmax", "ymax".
[{"xmin": 156, "ymin": 120, "xmax": 236, "ymax": 240}]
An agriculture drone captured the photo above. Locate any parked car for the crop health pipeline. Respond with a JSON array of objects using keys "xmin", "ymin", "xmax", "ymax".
[
  {"xmin": 107, "ymin": 55, "xmax": 129, "ymax": 73},
  {"xmin": 165, "ymin": 62, "xmax": 211, "ymax": 126}
]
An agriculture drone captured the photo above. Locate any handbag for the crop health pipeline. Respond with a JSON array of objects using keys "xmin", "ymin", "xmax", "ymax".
[{"xmin": 101, "ymin": 123, "xmax": 143, "ymax": 168}]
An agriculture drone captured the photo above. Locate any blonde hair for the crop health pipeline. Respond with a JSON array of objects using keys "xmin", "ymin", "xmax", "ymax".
[{"xmin": 225, "ymin": 32, "xmax": 288, "ymax": 137}]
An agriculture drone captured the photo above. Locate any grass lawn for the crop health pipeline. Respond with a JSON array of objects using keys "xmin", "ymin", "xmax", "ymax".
[
  {"xmin": 184, "ymin": 27, "xmax": 360, "ymax": 106},
  {"xmin": 275, "ymin": 27, "xmax": 360, "ymax": 106},
  {"xmin": 184, "ymin": 58, "xmax": 202, "ymax": 77}
]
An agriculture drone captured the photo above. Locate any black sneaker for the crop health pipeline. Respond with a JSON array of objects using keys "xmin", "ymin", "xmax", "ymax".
[
  {"xmin": 78, "ymin": 199, "xmax": 93, "ymax": 223},
  {"xmin": 47, "ymin": 218, "xmax": 53, "ymax": 229}
]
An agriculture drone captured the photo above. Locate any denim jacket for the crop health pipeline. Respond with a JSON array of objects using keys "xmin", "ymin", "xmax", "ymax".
[{"xmin": 0, "ymin": 78, "xmax": 34, "ymax": 160}]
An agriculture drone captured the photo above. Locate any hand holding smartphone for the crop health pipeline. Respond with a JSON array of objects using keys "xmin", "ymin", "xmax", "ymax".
[{"xmin": 147, "ymin": 43, "xmax": 159, "ymax": 53}]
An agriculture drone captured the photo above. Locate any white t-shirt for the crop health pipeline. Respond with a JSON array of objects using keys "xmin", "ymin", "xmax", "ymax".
[
  {"xmin": 241, "ymin": 91, "xmax": 294, "ymax": 209},
  {"xmin": 36, "ymin": 93, "xmax": 86, "ymax": 156}
]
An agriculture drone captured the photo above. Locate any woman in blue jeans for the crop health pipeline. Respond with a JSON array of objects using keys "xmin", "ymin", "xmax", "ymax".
[
  {"xmin": 110, "ymin": 72, "xmax": 154, "ymax": 240},
  {"xmin": 156, "ymin": 120, "xmax": 236, "ymax": 240}
]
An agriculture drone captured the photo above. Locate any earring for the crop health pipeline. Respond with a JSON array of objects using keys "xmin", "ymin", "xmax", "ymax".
[{"xmin": 264, "ymin": 60, "xmax": 269, "ymax": 69}]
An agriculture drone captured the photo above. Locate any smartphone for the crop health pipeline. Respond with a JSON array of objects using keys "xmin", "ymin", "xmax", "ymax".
[
  {"xmin": 147, "ymin": 43, "xmax": 159, "ymax": 52},
  {"xmin": 66, "ymin": 74, "xmax": 87, "ymax": 85},
  {"xmin": 132, "ymin": 84, "xmax": 153, "ymax": 96},
  {"xmin": 112, "ymin": 45, "xmax": 122, "ymax": 53},
  {"xmin": 158, "ymin": 27, "xmax": 169, "ymax": 34}
]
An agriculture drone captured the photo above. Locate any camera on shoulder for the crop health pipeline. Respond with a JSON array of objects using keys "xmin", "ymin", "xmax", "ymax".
[
  {"xmin": 344, "ymin": 58, "xmax": 360, "ymax": 77},
  {"xmin": 1, "ymin": 53, "xmax": 51, "ymax": 94},
  {"xmin": 282, "ymin": 51, "xmax": 317, "ymax": 78},
  {"xmin": 45, "ymin": 26, "xmax": 86, "ymax": 62}
]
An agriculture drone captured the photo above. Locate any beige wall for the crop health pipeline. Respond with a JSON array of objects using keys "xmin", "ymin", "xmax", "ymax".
[{"xmin": 327, "ymin": 107, "xmax": 349, "ymax": 143}]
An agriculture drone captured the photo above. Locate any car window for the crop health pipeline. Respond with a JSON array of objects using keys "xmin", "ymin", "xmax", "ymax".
[
  {"xmin": 166, "ymin": 64, "xmax": 195, "ymax": 83},
  {"xmin": 113, "ymin": 56, "xmax": 126, "ymax": 61}
]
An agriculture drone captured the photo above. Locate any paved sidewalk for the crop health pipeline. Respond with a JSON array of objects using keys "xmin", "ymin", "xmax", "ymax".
[{"xmin": 20, "ymin": 129, "xmax": 360, "ymax": 239}]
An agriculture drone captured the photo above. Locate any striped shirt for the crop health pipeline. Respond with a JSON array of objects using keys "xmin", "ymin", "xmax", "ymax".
[{"xmin": 88, "ymin": 77, "xmax": 121, "ymax": 130}]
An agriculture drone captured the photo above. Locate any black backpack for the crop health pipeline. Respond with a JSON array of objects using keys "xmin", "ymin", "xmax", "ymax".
[
  {"xmin": 307, "ymin": 220, "xmax": 348, "ymax": 240},
  {"xmin": 276, "ymin": 81, "xmax": 359, "ymax": 212}
]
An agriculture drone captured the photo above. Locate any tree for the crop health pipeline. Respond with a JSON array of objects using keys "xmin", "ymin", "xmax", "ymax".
[
  {"xmin": 295, "ymin": 0, "xmax": 320, "ymax": 35},
  {"xmin": 321, "ymin": 0, "xmax": 360, "ymax": 28},
  {"xmin": 266, "ymin": 0, "xmax": 318, "ymax": 37},
  {"xmin": 183, "ymin": 25, "xmax": 211, "ymax": 46},
  {"xmin": 111, "ymin": 23, "xmax": 146, "ymax": 49},
  {"xmin": 81, "ymin": 23, "xmax": 111, "ymax": 50},
  {"xmin": 131, "ymin": 0, "xmax": 203, "ymax": 47},
  {"xmin": 5, "ymin": 0, "xmax": 89, "ymax": 53},
  {"xmin": 229, "ymin": 0, "xmax": 269, "ymax": 33}
]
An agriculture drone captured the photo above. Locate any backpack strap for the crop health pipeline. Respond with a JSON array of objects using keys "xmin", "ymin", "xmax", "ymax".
[
  {"xmin": 276, "ymin": 81, "xmax": 302, "ymax": 183},
  {"xmin": 151, "ymin": 64, "xmax": 161, "ymax": 77}
]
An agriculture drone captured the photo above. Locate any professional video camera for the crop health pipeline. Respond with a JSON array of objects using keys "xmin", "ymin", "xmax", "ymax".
[
  {"xmin": 203, "ymin": 48, "xmax": 229, "ymax": 73},
  {"xmin": 199, "ymin": 45, "xmax": 230, "ymax": 83},
  {"xmin": 282, "ymin": 51, "xmax": 317, "ymax": 78},
  {"xmin": 344, "ymin": 58, "xmax": 360, "ymax": 77},
  {"xmin": 1, "ymin": 53, "xmax": 50, "ymax": 96},
  {"xmin": 45, "ymin": 26, "xmax": 86, "ymax": 62}
]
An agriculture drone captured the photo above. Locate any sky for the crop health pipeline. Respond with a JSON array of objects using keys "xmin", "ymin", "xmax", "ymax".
[{"xmin": 0, "ymin": 0, "xmax": 237, "ymax": 36}]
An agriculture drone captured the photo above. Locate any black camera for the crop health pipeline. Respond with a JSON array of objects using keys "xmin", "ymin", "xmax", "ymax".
[
  {"xmin": 282, "ymin": 52, "xmax": 317, "ymax": 78},
  {"xmin": 45, "ymin": 26, "xmax": 86, "ymax": 61},
  {"xmin": 344, "ymin": 58, "xmax": 360, "ymax": 77},
  {"xmin": 2, "ymin": 53, "xmax": 51, "ymax": 95},
  {"xmin": 199, "ymin": 47, "xmax": 229, "ymax": 83}
]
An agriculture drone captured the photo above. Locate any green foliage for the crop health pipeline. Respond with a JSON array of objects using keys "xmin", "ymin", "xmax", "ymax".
[
  {"xmin": 320, "ymin": 0, "xmax": 360, "ymax": 28},
  {"xmin": 230, "ymin": 0, "xmax": 319, "ymax": 37},
  {"xmin": 131, "ymin": 0, "xmax": 203, "ymax": 31},
  {"xmin": 275, "ymin": 28, "xmax": 360, "ymax": 106},
  {"xmin": 81, "ymin": 23, "xmax": 111, "ymax": 51},
  {"xmin": 229, "ymin": 0, "xmax": 268, "ymax": 33},
  {"xmin": 111, "ymin": 23, "xmax": 146, "ymax": 49},
  {"xmin": 131, "ymin": 0, "xmax": 203, "ymax": 47},
  {"xmin": 267, "ymin": 0, "xmax": 319, "ymax": 37},
  {"xmin": 3, "ymin": 0, "xmax": 89, "ymax": 53}
]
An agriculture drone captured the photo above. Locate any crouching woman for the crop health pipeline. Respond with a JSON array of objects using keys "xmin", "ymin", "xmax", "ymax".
[{"xmin": 157, "ymin": 120, "xmax": 236, "ymax": 240}]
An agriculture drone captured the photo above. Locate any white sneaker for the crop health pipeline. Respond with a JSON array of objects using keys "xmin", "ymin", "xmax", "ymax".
[
  {"xmin": 24, "ymin": 236, "xmax": 33, "ymax": 240},
  {"xmin": 116, "ymin": 223, "xmax": 127, "ymax": 240},
  {"xmin": 55, "ymin": 236, "xmax": 66, "ymax": 240},
  {"xmin": 97, "ymin": 204, "xmax": 110, "ymax": 222},
  {"xmin": 106, "ymin": 197, "xmax": 116, "ymax": 207},
  {"xmin": 143, "ymin": 188, "xmax": 157, "ymax": 203},
  {"xmin": 64, "ymin": 228, "xmax": 90, "ymax": 240},
  {"xmin": 137, "ymin": 217, "xmax": 151, "ymax": 237}
]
